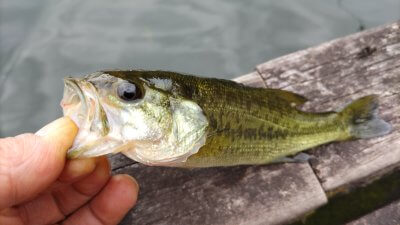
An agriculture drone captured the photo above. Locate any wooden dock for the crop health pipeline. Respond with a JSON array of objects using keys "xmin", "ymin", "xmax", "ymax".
[{"xmin": 111, "ymin": 21, "xmax": 400, "ymax": 225}]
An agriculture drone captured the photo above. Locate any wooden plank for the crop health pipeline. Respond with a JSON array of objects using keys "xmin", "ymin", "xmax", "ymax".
[
  {"xmin": 114, "ymin": 157, "xmax": 326, "ymax": 225},
  {"xmin": 233, "ymin": 71, "xmax": 267, "ymax": 88},
  {"xmin": 256, "ymin": 22, "xmax": 400, "ymax": 193},
  {"xmin": 346, "ymin": 199, "xmax": 400, "ymax": 225}
]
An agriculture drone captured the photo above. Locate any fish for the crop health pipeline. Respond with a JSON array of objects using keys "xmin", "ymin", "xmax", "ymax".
[{"xmin": 61, "ymin": 70, "xmax": 392, "ymax": 167}]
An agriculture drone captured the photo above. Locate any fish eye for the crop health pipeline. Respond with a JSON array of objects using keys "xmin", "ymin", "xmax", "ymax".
[{"xmin": 117, "ymin": 82, "xmax": 143, "ymax": 101}]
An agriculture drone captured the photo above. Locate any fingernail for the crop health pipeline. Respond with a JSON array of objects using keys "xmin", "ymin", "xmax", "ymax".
[
  {"xmin": 118, "ymin": 174, "xmax": 139, "ymax": 190},
  {"xmin": 35, "ymin": 117, "xmax": 76, "ymax": 137},
  {"xmin": 36, "ymin": 117, "xmax": 79, "ymax": 154},
  {"xmin": 36, "ymin": 117, "xmax": 77, "ymax": 137}
]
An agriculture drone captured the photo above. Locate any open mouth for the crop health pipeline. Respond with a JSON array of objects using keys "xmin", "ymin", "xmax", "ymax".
[
  {"xmin": 61, "ymin": 77, "xmax": 115, "ymax": 158},
  {"xmin": 61, "ymin": 78, "xmax": 88, "ymax": 124}
]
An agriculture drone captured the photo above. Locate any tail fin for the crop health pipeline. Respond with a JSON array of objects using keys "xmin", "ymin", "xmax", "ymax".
[{"xmin": 340, "ymin": 95, "xmax": 391, "ymax": 139}]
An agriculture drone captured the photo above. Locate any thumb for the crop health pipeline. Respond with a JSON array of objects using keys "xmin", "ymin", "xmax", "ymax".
[
  {"xmin": 0, "ymin": 117, "xmax": 78, "ymax": 209},
  {"xmin": 36, "ymin": 116, "xmax": 78, "ymax": 154}
]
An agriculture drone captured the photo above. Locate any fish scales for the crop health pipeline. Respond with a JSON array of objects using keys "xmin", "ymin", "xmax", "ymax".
[
  {"xmin": 104, "ymin": 71, "xmax": 347, "ymax": 166},
  {"xmin": 61, "ymin": 70, "xmax": 391, "ymax": 167}
]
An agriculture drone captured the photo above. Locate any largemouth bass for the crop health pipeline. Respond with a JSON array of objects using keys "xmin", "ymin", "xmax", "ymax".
[{"xmin": 61, "ymin": 70, "xmax": 391, "ymax": 167}]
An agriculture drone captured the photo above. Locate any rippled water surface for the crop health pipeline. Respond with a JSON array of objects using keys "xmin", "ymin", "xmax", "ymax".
[{"xmin": 0, "ymin": 0, "xmax": 399, "ymax": 136}]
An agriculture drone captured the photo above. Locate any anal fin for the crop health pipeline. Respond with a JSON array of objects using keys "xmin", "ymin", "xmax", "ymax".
[{"xmin": 272, "ymin": 152, "xmax": 315, "ymax": 164}]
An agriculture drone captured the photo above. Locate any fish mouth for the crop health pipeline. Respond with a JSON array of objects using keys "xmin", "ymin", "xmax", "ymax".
[
  {"xmin": 61, "ymin": 78, "xmax": 88, "ymax": 124},
  {"xmin": 61, "ymin": 77, "xmax": 113, "ymax": 158}
]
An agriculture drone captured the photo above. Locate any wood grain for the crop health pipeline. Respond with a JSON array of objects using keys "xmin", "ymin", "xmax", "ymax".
[{"xmin": 115, "ymin": 158, "xmax": 326, "ymax": 225}]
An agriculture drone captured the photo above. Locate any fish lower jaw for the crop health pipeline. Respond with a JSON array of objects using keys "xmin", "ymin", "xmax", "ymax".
[
  {"xmin": 121, "ymin": 132, "xmax": 207, "ymax": 166},
  {"xmin": 66, "ymin": 135, "xmax": 121, "ymax": 159}
]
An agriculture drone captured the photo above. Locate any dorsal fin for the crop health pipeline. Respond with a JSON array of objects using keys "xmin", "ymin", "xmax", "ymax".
[{"xmin": 265, "ymin": 89, "xmax": 308, "ymax": 107}]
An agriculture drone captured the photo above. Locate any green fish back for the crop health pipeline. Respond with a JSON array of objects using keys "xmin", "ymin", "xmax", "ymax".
[{"xmin": 104, "ymin": 70, "xmax": 391, "ymax": 167}]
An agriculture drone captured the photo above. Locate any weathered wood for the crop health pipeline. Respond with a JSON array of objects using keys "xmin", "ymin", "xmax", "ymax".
[
  {"xmin": 256, "ymin": 22, "xmax": 400, "ymax": 193},
  {"xmin": 347, "ymin": 199, "xmax": 400, "ymax": 225},
  {"xmin": 113, "ymin": 21, "xmax": 400, "ymax": 225},
  {"xmin": 233, "ymin": 71, "xmax": 266, "ymax": 88},
  {"xmin": 114, "ymin": 157, "xmax": 326, "ymax": 225}
]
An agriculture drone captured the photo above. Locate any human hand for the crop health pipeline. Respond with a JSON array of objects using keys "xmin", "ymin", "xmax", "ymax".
[{"xmin": 0, "ymin": 117, "xmax": 139, "ymax": 225}]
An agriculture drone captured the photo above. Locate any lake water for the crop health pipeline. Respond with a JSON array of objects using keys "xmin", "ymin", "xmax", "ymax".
[{"xmin": 0, "ymin": 0, "xmax": 399, "ymax": 136}]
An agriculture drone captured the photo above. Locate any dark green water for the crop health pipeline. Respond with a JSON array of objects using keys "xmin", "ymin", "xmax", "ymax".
[{"xmin": 291, "ymin": 170, "xmax": 400, "ymax": 225}]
